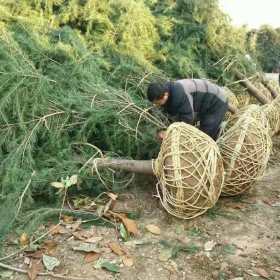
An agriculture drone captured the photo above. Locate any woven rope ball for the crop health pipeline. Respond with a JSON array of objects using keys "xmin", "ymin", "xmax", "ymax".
[
  {"xmin": 223, "ymin": 87, "xmax": 239, "ymax": 120},
  {"xmin": 217, "ymin": 105, "xmax": 272, "ymax": 196},
  {"xmin": 263, "ymin": 102, "xmax": 280, "ymax": 136},
  {"xmin": 153, "ymin": 122, "xmax": 224, "ymax": 219},
  {"xmin": 270, "ymin": 96, "xmax": 280, "ymax": 133}
]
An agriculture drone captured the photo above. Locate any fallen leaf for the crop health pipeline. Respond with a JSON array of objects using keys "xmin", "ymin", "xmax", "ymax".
[
  {"xmin": 227, "ymin": 203, "xmax": 245, "ymax": 210},
  {"xmin": 49, "ymin": 224, "xmax": 66, "ymax": 235},
  {"xmin": 263, "ymin": 198, "xmax": 278, "ymax": 206},
  {"xmin": 85, "ymin": 236, "xmax": 103, "ymax": 244},
  {"xmin": 25, "ymin": 250, "xmax": 43, "ymax": 259},
  {"xmin": 19, "ymin": 232, "xmax": 29, "ymax": 247},
  {"xmin": 274, "ymin": 267, "xmax": 280, "ymax": 273},
  {"xmin": 158, "ymin": 248, "xmax": 173, "ymax": 262},
  {"xmin": 110, "ymin": 212, "xmax": 138, "ymax": 235},
  {"xmin": 69, "ymin": 175, "xmax": 78, "ymax": 185},
  {"xmin": 24, "ymin": 257, "xmax": 31, "ymax": 265},
  {"xmin": 62, "ymin": 215, "xmax": 74, "ymax": 224},
  {"xmin": 72, "ymin": 243, "xmax": 101, "ymax": 253},
  {"xmin": 68, "ymin": 221, "xmax": 82, "ymax": 232},
  {"xmin": 122, "ymin": 256, "xmax": 134, "ymax": 267},
  {"xmin": 50, "ymin": 182, "xmax": 64, "ymax": 189},
  {"xmin": 122, "ymin": 217, "xmax": 138, "ymax": 235},
  {"xmin": 109, "ymin": 242, "xmax": 125, "ymax": 256},
  {"xmin": 119, "ymin": 223, "xmax": 128, "ymax": 241},
  {"xmin": 42, "ymin": 254, "xmax": 60, "ymax": 271},
  {"xmin": 101, "ymin": 261, "xmax": 120, "ymax": 273},
  {"xmin": 27, "ymin": 259, "xmax": 43, "ymax": 280},
  {"xmin": 204, "ymin": 240, "xmax": 216, "ymax": 251},
  {"xmin": 107, "ymin": 193, "xmax": 118, "ymax": 200},
  {"xmin": 84, "ymin": 252, "xmax": 100, "ymax": 263},
  {"xmin": 145, "ymin": 224, "xmax": 161, "ymax": 235},
  {"xmin": 255, "ymin": 268, "xmax": 270, "ymax": 279},
  {"xmin": 42, "ymin": 240, "xmax": 57, "ymax": 255}
]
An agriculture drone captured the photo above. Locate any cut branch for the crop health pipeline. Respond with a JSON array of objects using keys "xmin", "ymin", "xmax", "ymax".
[
  {"xmin": 258, "ymin": 74, "xmax": 278, "ymax": 99},
  {"xmin": 94, "ymin": 158, "xmax": 154, "ymax": 175},
  {"xmin": 234, "ymin": 70, "xmax": 270, "ymax": 104}
]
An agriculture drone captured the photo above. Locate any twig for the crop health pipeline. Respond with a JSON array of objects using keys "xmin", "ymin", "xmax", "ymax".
[
  {"xmin": 15, "ymin": 171, "xmax": 36, "ymax": 220},
  {"xmin": 0, "ymin": 261, "xmax": 100, "ymax": 280},
  {"xmin": 0, "ymin": 223, "xmax": 62, "ymax": 262}
]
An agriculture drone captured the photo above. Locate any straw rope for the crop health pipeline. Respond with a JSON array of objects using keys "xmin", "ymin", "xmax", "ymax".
[
  {"xmin": 153, "ymin": 122, "xmax": 224, "ymax": 219},
  {"xmin": 217, "ymin": 105, "xmax": 272, "ymax": 196},
  {"xmin": 236, "ymin": 94, "xmax": 250, "ymax": 108}
]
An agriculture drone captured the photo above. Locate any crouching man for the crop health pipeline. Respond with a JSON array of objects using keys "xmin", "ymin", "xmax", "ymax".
[{"xmin": 147, "ymin": 79, "xmax": 228, "ymax": 141}]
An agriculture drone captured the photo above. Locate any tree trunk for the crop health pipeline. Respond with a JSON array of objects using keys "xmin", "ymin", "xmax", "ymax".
[
  {"xmin": 234, "ymin": 70, "xmax": 270, "ymax": 104},
  {"xmin": 94, "ymin": 158, "xmax": 154, "ymax": 175}
]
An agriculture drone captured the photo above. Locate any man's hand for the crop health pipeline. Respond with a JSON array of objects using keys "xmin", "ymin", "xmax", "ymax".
[{"xmin": 156, "ymin": 130, "xmax": 167, "ymax": 142}]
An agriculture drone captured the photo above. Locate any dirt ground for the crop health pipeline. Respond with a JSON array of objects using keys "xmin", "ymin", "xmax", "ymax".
[{"xmin": 1, "ymin": 139, "xmax": 280, "ymax": 280}]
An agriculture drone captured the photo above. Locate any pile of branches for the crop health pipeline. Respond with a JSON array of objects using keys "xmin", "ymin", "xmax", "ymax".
[{"xmin": 0, "ymin": 23, "xmax": 167, "ymax": 242}]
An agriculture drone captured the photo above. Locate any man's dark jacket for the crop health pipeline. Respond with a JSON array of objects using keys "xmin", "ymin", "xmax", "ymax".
[{"xmin": 163, "ymin": 79, "xmax": 228, "ymax": 139}]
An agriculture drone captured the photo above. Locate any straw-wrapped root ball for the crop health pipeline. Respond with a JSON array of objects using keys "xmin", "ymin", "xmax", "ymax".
[
  {"xmin": 153, "ymin": 122, "xmax": 224, "ymax": 219},
  {"xmin": 217, "ymin": 105, "xmax": 272, "ymax": 196},
  {"xmin": 223, "ymin": 87, "xmax": 239, "ymax": 120},
  {"xmin": 263, "ymin": 102, "xmax": 280, "ymax": 136}
]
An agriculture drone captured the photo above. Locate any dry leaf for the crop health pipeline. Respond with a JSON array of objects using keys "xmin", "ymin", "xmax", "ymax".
[
  {"xmin": 68, "ymin": 221, "xmax": 82, "ymax": 232},
  {"xmin": 27, "ymin": 260, "xmax": 43, "ymax": 280},
  {"xmin": 42, "ymin": 254, "xmax": 60, "ymax": 271},
  {"xmin": 49, "ymin": 224, "xmax": 66, "ymax": 235},
  {"xmin": 145, "ymin": 224, "xmax": 161, "ymax": 235},
  {"xmin": 50, "ymin": 182, "xmax": 64, "ymax": 189},
  {"xmin": 122, "ymin": 256, "xmax": 134, "ymax": 267},
  {"xmin": 24, "ymin": 257, "xmax": 31, "ymax": 265},
  {"xmin": 158, "ymin": 248, "xmax": 173, "ymax": 262},
  {"xmin": 42, "ymin": 240, "xmax": 57, "ymax": 255},
  {"xmin": 84, "ymin": 252, "xmax": 100, "ymax": 263},
  {"xmin": 255, "ymin": 268, "xmax": 270, "ymax": 279},
  {"xmin": 204, "ymin": 240, "xmax": 216, "ymax": 251},
  {"xmin": 263, "ymin": 198, "xmax": 277, "ymax": 206},
  {"xmin": 69, "ymin": 175, "xmax": 78, "ymax": 185},
  {"xmin": 72, "ymin": 243, "xmax": 101, "ymax": 253},
  {"xmin": 109, "ymin": 242, "xmax": 124, "ymax": 256},
  {"xmin": 110, "ymin": 212, "xmax": 138, "ymax": 235},
  {"xmin": 62, "ymin": 215, "xmax": 74, "ymax": 224},
  {"xmin": 227, "ymin": 203, "xmax": 245, "ymax": 210},
  {"xmin": 107, "ymin": 192, "xmax": 118, "ymax": 200},
  {"xmin": 85, "ymin": 236, "xmax": 103, "ymax": 244},
  {"xmin": 19, "ymin": 233, "xmax": 30, "ymax": 247},
  {"xmin": 25, "ymin": 250, "xmax": 43, "ymax": 259},
  {"xmin": 274, "ymin": 267, "xmax": 280, "ymax": 273}
]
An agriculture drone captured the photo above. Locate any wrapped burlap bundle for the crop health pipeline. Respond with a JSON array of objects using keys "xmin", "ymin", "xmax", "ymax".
[
  {"xmin": 217, "ymin": 105, "xmax": 272, "ymax": 196},
  {"xmin": 153, "ymin": 122, "xmax": 224, "ymax": 219}
]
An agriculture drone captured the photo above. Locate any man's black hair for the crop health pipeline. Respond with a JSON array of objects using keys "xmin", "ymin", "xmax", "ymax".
[{"xmin": 147, "ymin": 82, "xmax": 169, "ymax": 102}]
